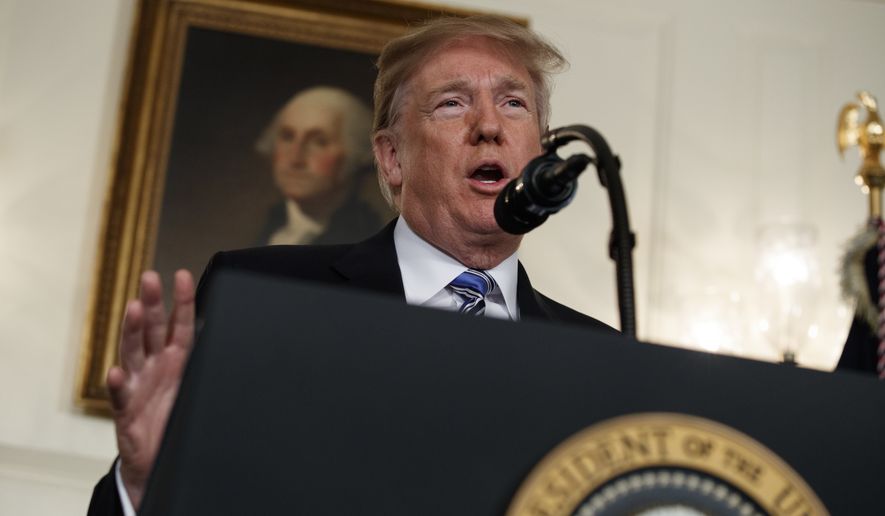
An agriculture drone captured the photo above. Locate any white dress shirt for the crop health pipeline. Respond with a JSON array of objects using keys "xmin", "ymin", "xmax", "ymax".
[
  {"xmin": 115, "ymin": 216, "xmax": 521, "ymax": 514},
  {"xmin": 116, "ymin": 461, "xmax": 136, "ymax": 516},
  {"xmin": 393, "ymin": 217, "xmax": 520, "ymax": 321}
]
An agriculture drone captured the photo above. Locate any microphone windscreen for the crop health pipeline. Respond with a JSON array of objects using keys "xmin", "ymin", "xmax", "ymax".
[{"xmin": 494, "ymin": 180, "xmax": 548, "ymax": 235}]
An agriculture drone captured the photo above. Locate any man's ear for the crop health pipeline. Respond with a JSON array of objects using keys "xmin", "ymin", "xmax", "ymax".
[{"xmin": 373, "ymin": 131, "xmax": 403, "ymax": 189}]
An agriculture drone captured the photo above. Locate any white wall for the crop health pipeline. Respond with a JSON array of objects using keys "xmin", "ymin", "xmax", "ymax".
[
  {"xmin": 0, "ymin": 0, "xmax": 137, "ymax": 513},
  {"xmin": 1, "ymin": 0, "xmax": 883, "ymax": 513}
]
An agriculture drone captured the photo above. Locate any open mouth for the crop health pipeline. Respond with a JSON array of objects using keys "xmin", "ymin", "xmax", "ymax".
[{"xmin": 470, "ymin": 164, "xmax": 505, "ymax": 184}]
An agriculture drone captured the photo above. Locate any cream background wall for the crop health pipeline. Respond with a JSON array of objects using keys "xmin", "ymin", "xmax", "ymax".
[
  {"xmin": 1, "ymin": 0, "xmax": 883, "ymax": 513},
  {"xmin": 1, "ymin": 1, "xmax": 137, "ymax": 514}
]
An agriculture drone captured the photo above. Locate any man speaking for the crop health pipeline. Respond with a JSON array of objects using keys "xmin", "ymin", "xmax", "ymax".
[{"xmin": 87, "ymin": 14, "xmax": 613, "ymax": 515}]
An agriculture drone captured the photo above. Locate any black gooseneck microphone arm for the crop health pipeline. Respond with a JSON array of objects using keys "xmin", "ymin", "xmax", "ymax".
[
  {"xmin": 492, "ymin": 124, "xmax": 632, "ymax": 337},
  {"xmin": 542, "ymin": 124, "xmax": 636, "ymax": 337}
]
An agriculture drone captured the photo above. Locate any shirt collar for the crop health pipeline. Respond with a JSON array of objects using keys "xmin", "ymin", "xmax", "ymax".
[{"xmin": 393, "ymin": 216, "xmax": 519, "ymax": 320}]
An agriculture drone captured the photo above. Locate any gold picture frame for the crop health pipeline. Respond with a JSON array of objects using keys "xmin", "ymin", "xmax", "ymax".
[{"xmin": 78, "ymin": 0, "xmax": 521, "ymax": 413}]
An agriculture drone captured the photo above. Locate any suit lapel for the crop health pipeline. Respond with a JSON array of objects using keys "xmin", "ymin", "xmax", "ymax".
[
  {"xmin": 332, "ymin": 222, "xmax": 554, "ymax": 321},
  {"xmin": 331, "ymin": 219, "xmax": 406, "ymax": 298},
  {"xmin": 516, "ymin": 261, "xmax": 555, "ymax": 321}
]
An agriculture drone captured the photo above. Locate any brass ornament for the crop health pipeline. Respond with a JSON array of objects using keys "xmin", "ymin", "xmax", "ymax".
[{"xmin": 837, "ymin": 91, "xmax": 885, "ymax": 218}]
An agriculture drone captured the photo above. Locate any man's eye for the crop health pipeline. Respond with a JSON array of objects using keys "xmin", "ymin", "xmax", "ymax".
[
  {"xmin": 505, "ymin": 98, "xmax": 526, "ymax": 108},
  {"xmin": 438, "ymin": 99, "xmax": 461, "ymax": 108},
  {"xmin": 277, "ymin": 128, "xmax": 295, "ymax": 142}
]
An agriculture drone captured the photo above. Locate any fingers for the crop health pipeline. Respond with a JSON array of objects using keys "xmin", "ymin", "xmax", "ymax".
[
  {"xmin": 107, "ymin": 365, "xmax": 130, "ymax": 412},
  {"xmin": 167, "ymin": 270, "xmax": 196, "ymax": 350},
  {"xmin": 114, "ymin": 269, "xmax": 193, "ymax": 416},
  {"xmin": 139, "ymin": 271, "xmax": 167, "ymax": 354},
  {"xmin": 119, "ymin": 299, "xmax": 146, "ymax": 373}
]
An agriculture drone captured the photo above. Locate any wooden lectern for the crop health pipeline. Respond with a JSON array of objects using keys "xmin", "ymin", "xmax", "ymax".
[{"xmin": 139, "ymin": 271, "xmax": 885, "ymax": 515}]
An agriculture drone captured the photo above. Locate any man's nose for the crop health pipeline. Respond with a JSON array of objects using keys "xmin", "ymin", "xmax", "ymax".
[
  {"xmin": 469, "ymin": 95, "xmax": 503, "ymax": 145},
  {"xmin": 286, "ymin": 139, "xmax": 307, "ymax": 165}
]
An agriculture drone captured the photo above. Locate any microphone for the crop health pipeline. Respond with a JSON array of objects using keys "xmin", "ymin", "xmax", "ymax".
[{"xmin": 494, "ymin": 152, "xmax": 593, "ymax": 234}]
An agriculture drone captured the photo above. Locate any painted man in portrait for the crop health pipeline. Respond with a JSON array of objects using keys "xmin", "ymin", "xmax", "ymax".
[{"xmin": 254, "ymin": 86, "xmax": 385, "ymax": 246}]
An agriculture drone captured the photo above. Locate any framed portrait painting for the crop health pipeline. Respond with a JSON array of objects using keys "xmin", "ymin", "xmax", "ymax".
[{"xmin": 78, "ymin": 0, "xmax": 521, "ymax": 412}]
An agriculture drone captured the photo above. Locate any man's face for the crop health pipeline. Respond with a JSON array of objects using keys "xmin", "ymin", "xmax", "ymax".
[
  {"xmin": 272, "ymin": 98, "xmax": 350, "ymax": 204},
  {"xmin": 377, "ymin": 37, "xmax": 543, "ymax": 249}
]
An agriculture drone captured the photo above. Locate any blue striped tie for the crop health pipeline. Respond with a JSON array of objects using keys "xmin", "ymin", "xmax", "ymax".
[{"xmin": 449, "ymin": 269, "xmax": 495, "ymax": 316}]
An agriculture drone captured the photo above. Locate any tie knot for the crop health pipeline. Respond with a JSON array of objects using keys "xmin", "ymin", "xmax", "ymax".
[
  {"xmin": 449, "ymin": 269, "xmax": 495, "ymax": 315},
  {"xmin": 449, "ymin": 269, "xmax": 494, "ymax": 298}
]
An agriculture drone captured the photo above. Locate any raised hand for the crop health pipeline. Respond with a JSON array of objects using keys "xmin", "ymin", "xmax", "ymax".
[{"xmin": 106, "ymin": 269, "xmax": 195, "ymax": 509}]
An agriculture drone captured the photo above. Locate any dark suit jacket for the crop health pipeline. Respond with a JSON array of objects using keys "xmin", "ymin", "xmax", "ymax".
[
  {"xmin": 205, "ymin": 219, "xmax": 613, "ymax": 330},
  {"xmin": 87, "ymin": 220, "xmax": 615, "ymax": 516}
]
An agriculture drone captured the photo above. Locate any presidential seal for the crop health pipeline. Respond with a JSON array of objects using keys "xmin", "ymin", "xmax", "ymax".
[{"xmin": 507, "ymin": 413, "xmax": 827, "ymax": 516}]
